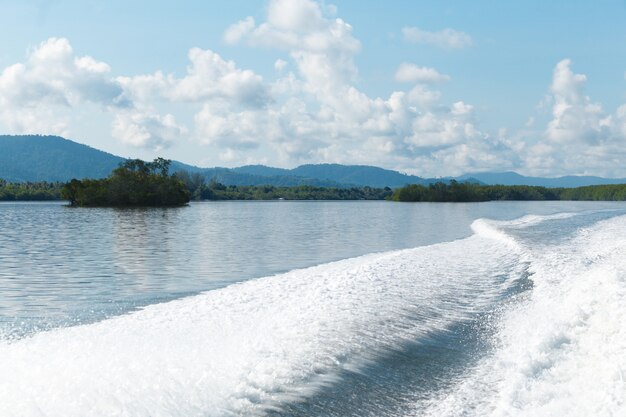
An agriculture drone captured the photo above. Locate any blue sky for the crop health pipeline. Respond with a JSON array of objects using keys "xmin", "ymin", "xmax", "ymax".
[{"xmin": 2, "ymin": 0, "xmax": 626, "ymax": 176}]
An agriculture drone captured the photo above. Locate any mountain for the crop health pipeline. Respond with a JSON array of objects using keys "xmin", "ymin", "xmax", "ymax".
[
  {"xmin": 232, "ymin": 165, "xmax": 291, "ymax": 177},
  {"xmin": 457, "ymin": 171, "xmax": 626, "ymax": 187},
  {"xmin": 0, "ymin": 135, "xmax": 342, "ymax": 187},
  {"xmin": 234, "ymin": 163, "xmax": 429, "ymax": 188},
  {"xmin": 4, "ymin": 135, "xmax": 626, "ymax": 188},
  {"xmin": 0, "ymin": 135, "xmax": 125, "ymax": 182},
  {"xmin": 292, "ymin": 164, "xmax": 431, "ymax": 188},
  {"xmin": 198, "ymin": 167, "xmax": 344, "ymax": 187}
]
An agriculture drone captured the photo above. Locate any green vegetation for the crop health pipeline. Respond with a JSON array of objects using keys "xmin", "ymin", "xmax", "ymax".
[
  {"xmin": 174, "ymin": 171, "xmax": 393, "ymax": 200},
  {"xmin": 4, "ymin": 170, "xmax": 626, "ymax": 204},
  {"xmin": 557, "ymin": 184, "xmax": 626, "ymax": 200},
  {"xmin": 61, "ymin": 158, "xmax": 190, "ymax": 207},
  {"xmin": 0, "ymin": 179, "xmax": 63, "ymax": 201},
  {"xmin": 0, "ymin": 135, "xmax": 125, "ymax": 182},
  {"xmin": 390, "ymin": 181, "xmax": 626, "ymax": 202},
  {"xmin": 202, "ymin": 183, "xmax": 392, "ymax": 200}
]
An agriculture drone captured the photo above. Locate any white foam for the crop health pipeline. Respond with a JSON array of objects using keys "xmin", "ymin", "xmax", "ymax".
[
  {"xmin": 471, "ymin": 219, "xmax": 521, "ymax": 249},
  {"xmin": 422, "ymin": 214, "xmax": 626, "ymax": 417},
  {"xmin": 0, "ymin": 233, "xmax": 522, "ymax": 417},
  {"xmin": 475, "ymin": 211, "xmax": 583, "ymax": 233}
]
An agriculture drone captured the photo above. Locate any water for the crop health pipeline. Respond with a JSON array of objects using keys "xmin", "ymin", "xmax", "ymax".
[{"xmin": 1, "ymin": 200, "xmax": 625, "ymax": 416}]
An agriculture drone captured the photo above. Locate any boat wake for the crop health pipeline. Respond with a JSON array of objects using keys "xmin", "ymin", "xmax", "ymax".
[
  {"xmin": 1, "ymin": 211, "xmax": 624, "ymax": 416},
  {"xmin": 420, "ymin": 213, "xmax": 626, "ymax": 417}
]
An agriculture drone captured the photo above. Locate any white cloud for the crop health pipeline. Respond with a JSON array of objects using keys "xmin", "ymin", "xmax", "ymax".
[
  {"xmin": 545, "ymin": 59, "xmax": 609, "ymax": 145},
  {"xmin": 111, "ymin": 47, "xmax": 272, "ymax": 150},
  {"xmin": 0, "ymin": 10, "xmax": 512, "ymax": 176},
  {"xmin": 194, "ymin": 103, "xmax": 272, "ymax": 149},
  {"xmin": 223, "ymin": 16, "xmax": 255, "ymax": 44},
  {"xmin": 13, "ymin": 6, "xmax": 626, "ymax": 178},
  {"xmin": 0, "ymin": 37, "xmax": 191, "ymax": 151},
  {"xmin": 227, "ymin": 0, "xmax": 360, "ymax": 96},
  {"xmin": 402, "ymin": 26, "xmax": 473, "ymax": 48},
  {"xmin": 175, "ymin": 48, "xmax": 269, "ymax": 106},
  {"xmin": 0, "ymin": 104, "xmax": 71, "ymax": 137},
  {"xmin": 395, "ymin": 63, "xmax": 450, "ymax": 83},
  {"xmin": 118, "ymin": 48, "xmax": 269, "ymax": 107},
  {"xmin": 406, "ymin": 84, "xmax": 441, "ymax": 108},
  {"xmin": 514, "ymin": 59, "xmax": 626, "ymax": 177},
  {"xmin": 111, "ymin": 109, "xmax": 187, "ymax": 151},
  {"xmin": 451, "ymin": 101, "xmax": 473, "ymax": 116},
  {"xmin": 267, "ymin": 0, "xmax": 324, "ymax": 32},
  {"xmin": 0, "ymin": 37, "xmax": 125, "ymax": 136},
  {"xmin": 8, "ymin": 38, "xmax": 124, "ymax": 106},
  {"xmin": 196, "ymin": 0, "xmax": 493, "ymax": 174},
  {"xmin": 274, "ymin": 59, "xmax": 287, "ymax": 72},
  {"xmin": 405, "ymin": 102, "xmax": 479, "ymax": 148}
]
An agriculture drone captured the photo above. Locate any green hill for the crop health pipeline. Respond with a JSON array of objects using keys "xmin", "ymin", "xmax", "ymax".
[
  {"xmin": 0, "ymin": 135, "xmax": 341, "ymax": 186},
  {"xmin": 4, "ymin": 135, "xmax": 624, "ymax": 188},
  {"xmin": 233, "ymin": 163, "xmax": 429, "ymax": 188},
  {"xmin": 456, "ymin": 171, "xmax": 626, "ymax": 187},
  {"xmin": 0, "ymin": 135, "xmax": 124, "ymax": 182}
]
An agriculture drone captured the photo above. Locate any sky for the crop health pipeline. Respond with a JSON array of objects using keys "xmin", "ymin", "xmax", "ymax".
[{"xmin": 1, "ymin": 0, "xmax": 626, "ymax": 177}]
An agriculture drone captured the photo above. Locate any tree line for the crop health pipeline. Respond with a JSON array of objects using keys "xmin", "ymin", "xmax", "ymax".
[
  {"xmin": 0, "ymin": 179, "xmax": 63, "ymax": 201},
  {"xmin": 390, "ymin": 180, "xmax": 626, "ymax": 202},
  {"xmin": 4, "ymin": 165, "xmax": 626, "ymax": 204},
  {"xmin": 173, "ymin": 171, "xmax": 393, "ymax": 200}
]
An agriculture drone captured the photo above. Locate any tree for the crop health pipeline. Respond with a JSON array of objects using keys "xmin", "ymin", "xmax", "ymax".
[{"xmin": 62, "ymin": 158, "xmax": 190, "ymax": 207}]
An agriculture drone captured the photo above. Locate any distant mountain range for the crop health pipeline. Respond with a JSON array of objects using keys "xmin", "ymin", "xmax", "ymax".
[
  {"xmin": 0, "ymin": 135, "xmax": 125, "ymax": 182},
  {"xmin": 456, "ymin": 171, "xmax": 626, "ymax": 187},
  {"xmin": 0, "ymin": 135, "xmax": 346, "ymax": 186},
  {"xmin": 231, "ymin": 164, "xmax": 431, "ymax": 188},
  {"xmin": 2, "ymin": 135, "xmax": 626, "ymax": 188}
]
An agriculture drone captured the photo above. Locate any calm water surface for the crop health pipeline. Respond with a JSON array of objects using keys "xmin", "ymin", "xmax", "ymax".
[{"xmin": 0, "ymin": 200, "xmax": 622, "ymax": 337}]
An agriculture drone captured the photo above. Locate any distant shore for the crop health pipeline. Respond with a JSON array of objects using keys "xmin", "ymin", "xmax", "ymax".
[{"xmin": 3, "ymin": 178, "xmax": 626, "ymax": 203}]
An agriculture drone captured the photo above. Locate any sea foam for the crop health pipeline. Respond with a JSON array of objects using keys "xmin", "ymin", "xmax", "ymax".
[
  {"xmin": 0, "ymin": 229, "xmax": 523, "ymax": 416},
  {"xmin": 421, "ymin": 214, "xmax": 626, "ymax": 417}
]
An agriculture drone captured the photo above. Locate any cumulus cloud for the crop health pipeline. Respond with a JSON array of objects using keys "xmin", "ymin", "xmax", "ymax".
[
  {"xmin": 0, "ymin": 105, "xmax": 71, "ymax": 137},
  {"xmin": 14, "ymin": 5, "xmax": 626, "ymax": 177},
  {"xmin": 201, "ymin": 0, "xmax": 495, "ymax": 174},
  {"xmin": 118, "ymin": 48, "xmax": 269, "ymax": 107},
  {"xmin": 0, "ymin": 37, "xmax": 191, "ymax": 150},
  {"xmin": 220, "ymin": 3, "xmax": 626, "ymax": 177},
  {"xmin": 0, "ymin": 37, "xmax": 126, "ymax": 135},
  {"xmin": 223, "ymin": 16, "xmax": 255, "ymax": 44},
  {"xmin": 0, "ymin": 38, "xmax": 125, "ymax": 108},
  {"xmin": 545, "ymin": 59, "xmax": 609, "ymax": 145},
  {"xmin": 111, "ymin": 109, "xmax": 187, "ymax": 151},
  {"xmin": 227, "ymin": 0, "xmax": 361, "ymax": 95},
  {"xmin": 274, "ymin": 59, "xmax": 288, "ymax": 72},
  {"xmin": 402, "ymin": 26, "xmax": 472, "ymax": 48},
  {"xmin": 194, "ymin": 102, "xmax": 273, "ymax": 149},
  {"xmin": 395, "ymin": 63, "xmax": 450, "ymax": 83},
  {"xmin": 111, "ymin": 47, "xmax": 272, "ymax": 150},
  {"xmin": 1, "ymin": 4, "xmax": 491, "ymax": 173},
  {"xmin": 515, "ymin": 59, "xmax": 626, "ymax": 176},
  {"xmin": 267, "ymin": 0, "xmax": 324, "ymax": 32}
]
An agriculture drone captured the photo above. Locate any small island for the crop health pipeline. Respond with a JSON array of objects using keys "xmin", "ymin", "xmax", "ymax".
[{"xmin": 61, "ymin": 158, "xmax": 190, "ymax": 207}]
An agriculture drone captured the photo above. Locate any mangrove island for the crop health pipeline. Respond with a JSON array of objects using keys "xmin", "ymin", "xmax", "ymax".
[{"xmin": 61, "ymin": 158, "xmax": 190, "ymax": 207}]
